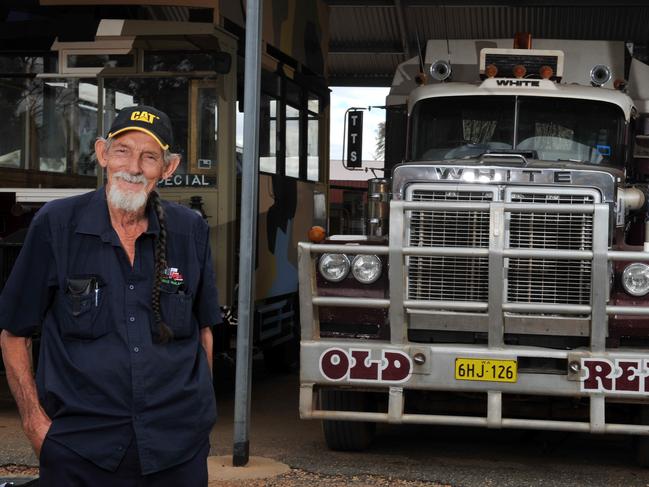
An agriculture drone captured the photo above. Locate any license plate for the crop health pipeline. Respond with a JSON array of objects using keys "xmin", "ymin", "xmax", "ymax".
[{"xmin": 455, "ymin": 358, "xmax": 517, "ymax": 383}]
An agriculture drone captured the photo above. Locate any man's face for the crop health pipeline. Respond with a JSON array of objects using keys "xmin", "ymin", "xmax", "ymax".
[{"xmin": 96, "ymin": 131, "xmax": 179, "ymax": 212}]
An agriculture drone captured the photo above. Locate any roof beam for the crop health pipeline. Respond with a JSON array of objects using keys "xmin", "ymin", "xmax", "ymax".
[
  {"xmin": 393, "ymin": 0, "xmax": 410, "ymax": 59},
  {"xmin": 326, "ymin": 0, "xmax": 649, "ymax": 5},
  {"xmin": 329, "ymin": 43, "xmax": 403, "ymax": 55},
  {"xmin": 328, "ymin": 74, "xmax": 393, "ymax": 87}
]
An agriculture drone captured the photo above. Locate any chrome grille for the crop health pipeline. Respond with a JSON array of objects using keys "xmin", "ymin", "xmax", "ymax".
[
  {"xmin": 408, "ymin": 256, "xmax": 489, "ymax": 301},
  {"xmin": 407, "ymin": 189, "xmax": 493, "ymax": 302},
  {"xmin": 507, "ymin": 259, "xmax": 592, "ymax": 304},
  {"xmin": 507, "ymin": 192, "xmax": 593, "ymax": 305},
  {"xmin": 405, "ymin": 187, "xmax": 597, "ymax": 308}
]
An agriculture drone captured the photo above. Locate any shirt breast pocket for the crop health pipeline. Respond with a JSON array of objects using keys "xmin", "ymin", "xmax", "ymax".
[
  {"xmin": 57, "ymin": 277, "xmax": 111, "ymax": 340},
  {"xmin": 160, "ymin": 285, "xmax": 194, "ymax": 339}
]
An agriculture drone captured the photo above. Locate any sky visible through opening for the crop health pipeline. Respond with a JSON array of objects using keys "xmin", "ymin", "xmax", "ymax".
[
  {"xmin": 329, "ymin": 86, "xmax": 389, "ymax": 180},
  {"xmin": 235, "ymin": 86, "xmax": 390, "ymax": 180}
]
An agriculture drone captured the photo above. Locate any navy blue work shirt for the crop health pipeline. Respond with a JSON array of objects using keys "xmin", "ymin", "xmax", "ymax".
[{"xmin": 0, "ymin": 187, "xmax": 221, "ymax": 474}]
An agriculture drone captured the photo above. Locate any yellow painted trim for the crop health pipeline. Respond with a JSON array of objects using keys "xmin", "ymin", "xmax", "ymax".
[{"xmin": 108, "ymin": 127, "xmax": 169, "ymax": 150}]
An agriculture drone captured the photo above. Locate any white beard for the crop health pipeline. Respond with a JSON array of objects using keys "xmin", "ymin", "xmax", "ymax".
[{"xmin": 108, "ymin": 171, "xmax": 149, "ymax": 212}]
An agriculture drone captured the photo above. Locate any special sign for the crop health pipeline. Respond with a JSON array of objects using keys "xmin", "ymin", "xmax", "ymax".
[
  {"xmin": 158, "ymin": 174, "xmax": 216, "ymax": 187},
  {"xmin": 346, "ymin": 110, "xmax": 363, "ymax": 168}
]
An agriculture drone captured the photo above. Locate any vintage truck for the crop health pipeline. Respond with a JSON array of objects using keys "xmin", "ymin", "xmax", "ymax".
[{"xmin": 298, "ymin": 36, "xmax": 649, "ymax": 465}]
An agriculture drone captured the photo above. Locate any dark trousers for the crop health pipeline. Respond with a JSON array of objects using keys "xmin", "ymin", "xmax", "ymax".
[{"xmin": 39, "ymin": 436, "xmax": 210, "ymax": 487}]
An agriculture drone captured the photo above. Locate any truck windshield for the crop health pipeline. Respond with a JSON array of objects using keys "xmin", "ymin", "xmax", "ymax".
[{"xmin": 410, "ymin": 95, "xmax": 625, "ymax": 166}]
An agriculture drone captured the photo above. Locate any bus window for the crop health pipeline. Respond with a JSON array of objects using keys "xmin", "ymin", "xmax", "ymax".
[
  {"xmin": 260, "ymin": 95, "xmax": 278, "ymax": 174},
  {"xmin": 307, "ymin": 95, "xmax": 320, "ymax": 182},
  {"xmin": 285, "ymin": 104, "xmax": 300, "ymax": 178},
  {"xmin": 190, "ymin": 81, "xmax": 218, "ymax": 174},
  {"xmin": 0, "ymin": 77, "xmax": 99, "ymax": 178}
]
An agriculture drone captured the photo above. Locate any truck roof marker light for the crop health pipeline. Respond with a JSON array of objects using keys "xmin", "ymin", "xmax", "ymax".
[
  {"xmin": 430, "ymin": 60, "xmax": 452, "ymax": 82},
  {"xmin": 513, "ymin": 64, "xmax": 527, "ymax": 79},
  {"xmin": 308, "ymin": 225, "xmax": 327, "ymax": 243},
  {"xmin": 485, "ymin": 64, "xmax": 498, "ymax": 78},
  {"xmin": 590, "ymin": 64, "xmax": 612, "ymax": 86},
  {"xmin": 539, "ymin": 65, "xmax": 554, "ymax": 79},
  {"xmin": 614, "ymin": 78, "xmax": 627, "ymax": 90}
]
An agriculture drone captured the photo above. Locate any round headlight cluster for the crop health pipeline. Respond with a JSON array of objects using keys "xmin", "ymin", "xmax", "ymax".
[
  {"xmin": 318, "ymin": 253, "xmax": 382, "ymax": 284},
  {"xmin": 318, "ymin": 253, "xmax": 350, "ymax": 282},
  {"xmin": 351, "ymin": 255, "xmax": 382, "ymax": 284},
  {"xmin": 622, "ymin": 263, "xmax": 649, "ymax": 297}
]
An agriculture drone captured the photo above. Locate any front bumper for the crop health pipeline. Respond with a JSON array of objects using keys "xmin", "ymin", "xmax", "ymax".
[{"xmin": 300, "ymin": 339, "xmax": 649, "ymax": 435}]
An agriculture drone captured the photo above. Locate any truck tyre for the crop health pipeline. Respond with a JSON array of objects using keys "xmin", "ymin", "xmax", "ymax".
[
  {"xmin": 635, "ymin": 406, "xmax": 649, "ymax": 467},
  {"xmin": 636, "ymin": 437, "xmax": 649, "ymax": 468},
  {"xmin": 321, "ymin": 390, "xmax": 376, "ymax": 451}
]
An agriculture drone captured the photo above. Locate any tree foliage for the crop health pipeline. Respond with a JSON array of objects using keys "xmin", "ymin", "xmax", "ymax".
[{"xmin": 373, "ymin": 121, "xmax": 385, "ymax": 161}]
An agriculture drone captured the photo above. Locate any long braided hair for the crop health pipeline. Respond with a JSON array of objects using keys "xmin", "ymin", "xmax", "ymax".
[{"xmin": 149, "ymin": 190, "xmax": 174, "ymax": 343}]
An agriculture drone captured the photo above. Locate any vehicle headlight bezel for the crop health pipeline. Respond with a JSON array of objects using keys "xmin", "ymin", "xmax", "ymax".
[
  {"xmin": 622, "ymin": 262, "xmax": 649, "ymax": 297},
  {"xmin": 318, "ymin": 253, "xmax": 351, "ymax": 283},
  {"xmin": 351, "ymin": 254, "xmax": 382, "ymax": 284}
]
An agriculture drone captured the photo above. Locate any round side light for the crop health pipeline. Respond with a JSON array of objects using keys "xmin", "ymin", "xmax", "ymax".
[
  {"xmin": 430, "ymin": 60, "xmax": 452, "ymax": 81},
  {"xmin": 622, "ymin": 263, "xmax": 649, "ymax": 297},
  {"xmin": 590, "ymin": 64, "xmax": 612, "ymax": 86},
  {"xmin": 308, "ymin": 225, "xmax": 326, "ymax": 243}
]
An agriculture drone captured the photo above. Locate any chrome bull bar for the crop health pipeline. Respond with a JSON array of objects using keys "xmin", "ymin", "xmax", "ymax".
[{"xmin": 298, "ymin": 200, "xmax": 649, "ymax": 434}]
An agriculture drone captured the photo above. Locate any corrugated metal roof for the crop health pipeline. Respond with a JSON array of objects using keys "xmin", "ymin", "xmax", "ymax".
[{"xmin": 327, "ymin": 2, "xmax": 649, "ymax": 86}]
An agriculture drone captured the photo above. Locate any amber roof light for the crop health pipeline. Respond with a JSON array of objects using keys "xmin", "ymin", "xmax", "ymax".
[
  {"xmin": 539, "ymin": 65, "xmax": 554, "ymax": 79},
  {"xmin": 485, "ymin": 64, "xmax": 498, "ymax": 78},
  {"xmin": 513, "ymin": 64, "xmax": 527, "ymax": 78}
]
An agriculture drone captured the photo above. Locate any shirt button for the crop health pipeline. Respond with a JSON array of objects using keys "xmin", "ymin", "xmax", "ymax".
[
  {"xmin": 129, "ymin": 316, "xmax": 135, "ymax": 322},
  {"xmin": 129, "ymin": 284, "xmax": 135, "ymax": 290},
  {"xmin": 133, "ymin": 347, "xmax": 140, "ymax": 353}
]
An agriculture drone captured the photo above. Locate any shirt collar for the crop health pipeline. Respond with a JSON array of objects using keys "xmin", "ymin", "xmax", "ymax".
[{"xmin": 76, "ymin": 187, "xmax": 160, "ymax": 243}]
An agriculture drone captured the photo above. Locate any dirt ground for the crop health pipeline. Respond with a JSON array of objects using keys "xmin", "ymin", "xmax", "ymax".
[{"xmin": 3, "ymin": 361, "xmax": 649, "ymax": 487}]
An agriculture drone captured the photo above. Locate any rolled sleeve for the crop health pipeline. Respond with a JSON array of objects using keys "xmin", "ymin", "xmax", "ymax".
[
  {"xmin": 0, "ymin": 211, "xmax": 56, "ymax": 336},
  {"xmin": 193, "ymin": 223, "xmax": 222, "ymax": 327}
]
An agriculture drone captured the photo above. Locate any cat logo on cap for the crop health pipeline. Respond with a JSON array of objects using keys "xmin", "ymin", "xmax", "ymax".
[{"xmin": 130, "ymin": 111, "xmax": 159, "ymax": 124}]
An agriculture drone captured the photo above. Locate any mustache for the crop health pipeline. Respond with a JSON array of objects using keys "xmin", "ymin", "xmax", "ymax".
[{"xmin": 113, "ymin": 171, "xmax": 147, "ymax": 185}]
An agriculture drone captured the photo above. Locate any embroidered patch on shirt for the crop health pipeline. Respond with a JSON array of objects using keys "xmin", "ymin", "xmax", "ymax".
[{"xmin": 161, "ymin": 267, "xmax": 184, "ymax": 286}]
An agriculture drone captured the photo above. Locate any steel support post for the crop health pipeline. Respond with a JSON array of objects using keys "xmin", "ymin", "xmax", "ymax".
[{"xmin": 233, "ymin": 0, "xmax": 263, "ymax": 467}]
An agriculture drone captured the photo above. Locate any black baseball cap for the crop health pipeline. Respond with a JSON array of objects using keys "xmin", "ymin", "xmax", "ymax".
[{"xmin": 107, "ymin": 105, "xmax": 173, "ymax": 151}]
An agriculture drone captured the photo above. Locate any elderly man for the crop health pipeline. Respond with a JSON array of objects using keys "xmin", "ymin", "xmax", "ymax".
[{"xmin": 0, "ymin": 106, "xmax": 220, "ymax": 486}]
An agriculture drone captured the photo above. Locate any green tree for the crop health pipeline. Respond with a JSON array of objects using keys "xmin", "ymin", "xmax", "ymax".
[{"xmin": 373, "ymin": 121, "xmax": 385, "ymax": 161}]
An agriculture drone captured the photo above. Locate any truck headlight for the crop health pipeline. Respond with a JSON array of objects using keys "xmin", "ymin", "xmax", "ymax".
[
  {"xmin": 351, "ymin": 254, "xmax": 382, "ymax": 284},
  {"xmin": 319, "ymin": 253, "xmax": 350, "ymax": 282},
  {"xmin": 622, "ymin": 263, "xmax": 649, "ymax": 296}
]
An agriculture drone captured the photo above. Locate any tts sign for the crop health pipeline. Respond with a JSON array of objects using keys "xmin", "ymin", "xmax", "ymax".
[{"xmin": 346, "ymin": 110, "xmax": 363, "ymax": 168}]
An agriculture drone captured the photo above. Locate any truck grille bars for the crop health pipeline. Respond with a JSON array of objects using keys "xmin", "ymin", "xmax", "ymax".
[
  {"xmin": 508, "ymin": 192, "xmax": 594, "ymax": 306},
  {"xmin": 406, "ymin": 185, "xmax": 596, "ymax": 310},
  {"xmin": 409, "ymin": 189, "xmax": 492, "ymax": 302}
]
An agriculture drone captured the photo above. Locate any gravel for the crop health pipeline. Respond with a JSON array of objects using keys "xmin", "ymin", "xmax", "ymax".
[{"xmin": 209, "ymin": 468, "xmax": 448, "ymax": 486}]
